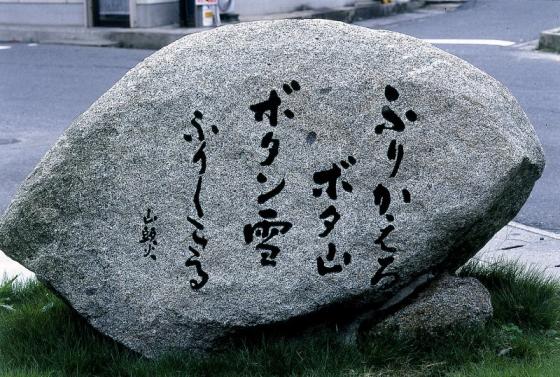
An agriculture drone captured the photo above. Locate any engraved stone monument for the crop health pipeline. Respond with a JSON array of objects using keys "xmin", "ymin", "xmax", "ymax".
[{"xmin": 0, "ymin": 20, "xmax": 544, "ymax": 357}]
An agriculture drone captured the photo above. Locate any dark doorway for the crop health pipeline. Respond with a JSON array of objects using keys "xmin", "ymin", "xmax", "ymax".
[
  {"xmin": 179, "ymin": 0, "xmax": 196, "ymax": 27},
  {"xmin": 92, "ymin": 0, "xmax": 130, "ymax": 27}
]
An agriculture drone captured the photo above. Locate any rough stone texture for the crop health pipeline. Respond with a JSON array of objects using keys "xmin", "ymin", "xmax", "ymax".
[
  {"xmin": 372, "ymin": 274, "xmax": 493, "ymax": 336},
  {"xmin": 0, "ymin": 20, "xmax": 544, "ymax": 357}
]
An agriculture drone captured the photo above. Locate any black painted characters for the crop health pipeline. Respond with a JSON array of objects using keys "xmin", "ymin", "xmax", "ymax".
[
  {"xmin": 139, "ymin": 208, "xmax": 158, "ymax": 260},
  {"xmin": 371, "ymin": 85, "xmax": 415, "ymax": 286},
  {"xmin": 244, "ymin": 80, "xmax": 300, "ymax": 266},
  {"xmin": 249, "ymin": 80, "xmax": 300, "ymax": 127},
  {"xmin": 183, "ymin": 110, "xmax": 219, "ymax": 290},
  {"xmin": 313, "ymin": 156, "xmax": 356, "ymax": 276},
  {"xmin": 135, "ymin": 81, "xmax": 418, "ymax": 291},
  {"xmin": 312, "ymin": 156, "xmax": 356, "ymax": 200},
  {"xmin": 374, "ymin": 85, "xmax": 417, "ymax": 135}
]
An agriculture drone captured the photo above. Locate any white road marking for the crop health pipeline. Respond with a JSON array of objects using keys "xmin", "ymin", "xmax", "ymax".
[
  {"xmin": 27, "ymin": 43, "xmax": 38, "ymax": 47},
  {"xmin": 0, "ymin": 45, "xmax": 12, "ymax": 50},
  {"xmin": 423, "ymin": 38, "xmax": 516, "ymax": 46}
]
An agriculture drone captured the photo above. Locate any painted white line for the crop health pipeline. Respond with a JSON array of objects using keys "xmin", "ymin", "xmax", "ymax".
[
  {"xmin": 509, "ymin": 221, "xmax": 560, "ymax": 240},
  {"xmin": 0, "ymin": 45, "xmax": 12, "ymax": 50},
  {"xmin": 423, "ymin": 39, "xmax": 515, "ymax": 46},
  {"xmin": 27, "ymin": 43, "xmax": 38, "ymax": 47}
]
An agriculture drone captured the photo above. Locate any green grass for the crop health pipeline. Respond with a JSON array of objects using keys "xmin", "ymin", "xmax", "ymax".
[
  {"xmin": 0, "ymin": 260, "xmax": 559, "ymax": 377},
  {"xmin": 459, "ymin": 260, "xmax": 560, "ymax": 329}
]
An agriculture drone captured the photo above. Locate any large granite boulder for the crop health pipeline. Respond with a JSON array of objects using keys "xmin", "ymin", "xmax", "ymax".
[{"xmin": 0, "ymin": 20, "xmax": 544, "ymax": 357}]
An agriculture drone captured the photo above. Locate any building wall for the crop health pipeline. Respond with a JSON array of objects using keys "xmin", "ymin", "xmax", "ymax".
[
  {"xmin": 233, "ymin": 0, "xmax": 355, "ymax": 16},
  {"xmin": 0, "ymin": 0, "xmax": 179, "ymax": 28},
  {"xmin": 0, "ymin": 0, "xmax": 356, "ymax": 28},
  {"xmin": 0, "ymin": 0, "xmax": 84, "ymax": 26}
]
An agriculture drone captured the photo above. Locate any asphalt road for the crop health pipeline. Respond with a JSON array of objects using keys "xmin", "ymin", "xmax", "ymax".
[{"xmin": 1, "ymin": 0, "xmax": 559, "ymax": 231}]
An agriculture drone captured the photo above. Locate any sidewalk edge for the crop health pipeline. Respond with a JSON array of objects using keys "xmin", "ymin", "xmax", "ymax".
[{"xmin": 509, "ymin": 221, "xmax": 560, "ymax": 240}]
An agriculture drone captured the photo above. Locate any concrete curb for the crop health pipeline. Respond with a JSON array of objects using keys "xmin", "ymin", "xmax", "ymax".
[
  {"xmin": 0, "ymin": 0, "xmax": 425, "ymax": 50},
  {"xmin": 474, "ymin": 223, "xmax": 560, "ymax": 280},
  {"xmin": 0, "ymin": 250, "xmax": 34, "ymax": 283},
  {"xmin": 538, "ymin": 27, "xmax": 560, "ymax": 53},
  {"xmin": 510, "ymin": 221, "xmax": 560, "ymax": 240}
]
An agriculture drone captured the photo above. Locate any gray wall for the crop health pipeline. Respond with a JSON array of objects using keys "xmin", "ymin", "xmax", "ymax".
[{"xmin": 0, "ymin": 0, "xmax": 84, "ymax": 26}]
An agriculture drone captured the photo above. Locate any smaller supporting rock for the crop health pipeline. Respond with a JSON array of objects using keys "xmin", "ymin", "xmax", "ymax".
[{"xmin": 372, "ymin": 274, "xmax": 492, "ymax": 337}]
